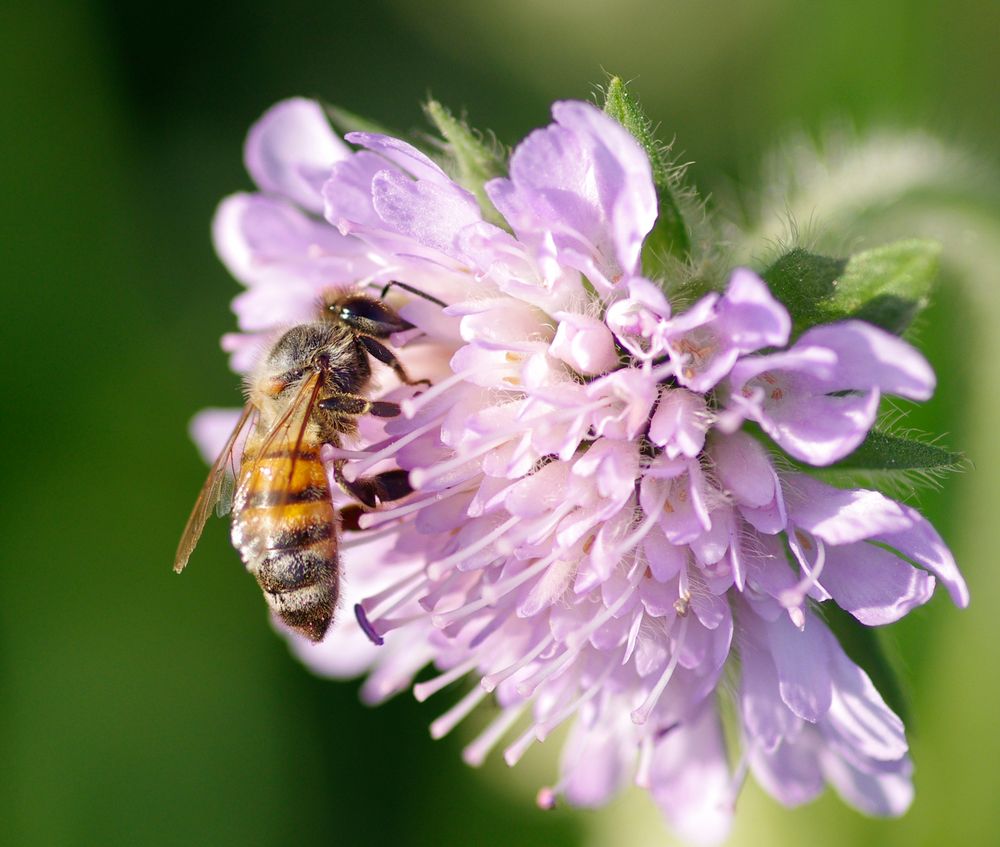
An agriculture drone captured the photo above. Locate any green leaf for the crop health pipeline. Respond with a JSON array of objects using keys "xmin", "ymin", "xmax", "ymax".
[
  {"xmin": 832, "ymin": 239, "xmax": 941, "ymax": 334},
  {"xmin": 424, "ymin": 100, "xmax": 507, "ymax": 225},
  {"xmin": 602, "ymin": 76, "xmax": 691, "ymax": 261},
  {"xmin": 830, "ymin": 428, "xmax": 963, "ymax": 473},
  {"xmin": 762, "ymin": 239, "xmax": 941, "ymax": 337}
]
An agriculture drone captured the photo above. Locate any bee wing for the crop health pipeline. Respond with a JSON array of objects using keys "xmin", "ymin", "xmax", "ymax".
[
  {"xmin": 236, "ymin": 372, "xmax": 324, "ymax": 506},
  {"xmin": 174, "ymin": 404, "xmax": 257, "ymax": 573}
]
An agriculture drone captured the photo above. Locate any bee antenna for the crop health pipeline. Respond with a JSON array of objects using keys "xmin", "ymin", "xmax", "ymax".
[{"xmin": 379, "ymin": 280, "xmax": 448, "ymax": 308}]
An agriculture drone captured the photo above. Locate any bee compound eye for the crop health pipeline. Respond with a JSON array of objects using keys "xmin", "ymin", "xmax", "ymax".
[{"xmin": 336, "ymin": 296, "xmax": 411, "ymax": 335}]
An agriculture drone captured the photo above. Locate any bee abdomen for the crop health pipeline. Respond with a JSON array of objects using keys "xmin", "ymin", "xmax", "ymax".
[{"xmin": 251, "ymin": 540, "xmax": 340, "ymax": 642}]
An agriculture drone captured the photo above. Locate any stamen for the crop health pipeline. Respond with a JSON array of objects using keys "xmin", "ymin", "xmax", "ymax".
[
  {"xmin": 631, "ymin": 615, "xmax": 690, "ymax": 725},
  {"xmin": 370, "ymin": 611, "xmax": 427, "ymax": 636},
  {"xmin": 535, "ymin": 662, "xmax": 614, "ymax": 741},
  {"xmin": 363, "ymin": 578, "xmax": 428, "ymax": 626},
  {"xmin": 339, "ymin": 523, "xmax": 404, "ymax": 549},
  {"xmin": 433, "ymin": 552, "xmax": 558, "ymax": 627},
  {"xmin": 481, "ymin": 632, "xmax": 555, "ymax": 692},
  {"xmin": 418, "ymin": 567, "xmax": 483, "ymax": 613},
  {"xmin": 359, "ymin": 488, "xmax": 470, "ymax": 530},
  {"xmin": 517, "ymin": 564, "xmax": 645, "ymax": 698},
  {"xmin": 401, "ymin": 367, "xmax": 478, "ymax": 418},
  {"xmin": 413, "ymin": 656, "xmax": 480, "ymax": 702},
  {"xmin": 650, "ymin": 360, "xmax": 675, "ymax": 381},
  {"xmin": 430, "ymin": 685, "xmax": 489, "ymax": 740},
  {"xmin": 339, "ymin": 417, "xmax": 444, "ymax": 481},
  {"xmin": 409, "ymin": 435, "xmax": 512, "ymax": 489},
  {"xmin": 634, "ymin": 735, "xmax": 655, "ymax": 788},
  {"xmin": 467, "ymin": 605, "xmax": 514, "ymax": 648},
  {"xmin": 426, "ymin": 515, "xmax": 520, "ymax": 578},
  {"xmin": 608, "ymin": 486, "xmax": 668, "ymax": 561},
  {"xmin": 536, "ymin": 787, "xmax": 558, "ymax": 810},
  {"xmin": 779, "ymin": 535, "xmax": 827, "ymax": 611},
  {"xmin": 622, "ymin": 608, "xmax": 644, "ymax": 665},
  {"xmin": 360, "ymin": 570, "xmax": 426, "ymax": 619},
  {"xmin": 462, "ymin": 704, "xmax": 526, "ymax": 766},
  {"xmin": 354, "ymin": 603, "xmax": 384, "ymax": 646},
  {"xmin": 522, "ymin": 502, "xmax": 576, "ymax": 546},
  {"xmin": 504, "ymin": 723, "xmax": 541, "ymax": 767},
  {"xmin": 723, "ymin": 748, "xmax": 750, "ymax": 813}
]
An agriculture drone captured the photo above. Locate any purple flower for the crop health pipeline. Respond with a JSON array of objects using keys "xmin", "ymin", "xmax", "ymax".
[{"xmin": 199, "ymin": 97, "xmax": 968, "ymax": 844}]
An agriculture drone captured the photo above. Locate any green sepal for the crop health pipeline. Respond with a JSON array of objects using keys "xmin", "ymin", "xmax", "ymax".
[
  {"xmin": 819, "ymin": 602, "xmax": 911, "ymax": 726},
  {"xmin": 761, "ymin": 249, "xmax": 847, "ymax": 335},
  {"xmin": 424, "ymin": 100, "xmax": 508, "ymax": 225},
  {"xmin": 763, "ymin": 239, "xmax": 941, "ymax": 337},
  {"xmin": 322, "ymin": 102, "xmax": 398, "ymax": 138},
  {"xmin": 830, "ymin": 428, "xmax": 963, "ymax": 473},
  {"xmin": 602, "ymin": 77, "xmax": 691, "ymax": 262}
]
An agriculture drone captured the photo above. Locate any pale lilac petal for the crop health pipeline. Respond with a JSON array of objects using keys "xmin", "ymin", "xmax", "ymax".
[
  {"xmin": 345, "ymin": 132, "xmax": 451, "ymax": 183},
  {"xmin": 560, "ymin": 717, "xmax": 632, "ymax": 806},
  {"xmin": 323, "ymin": 151, "xmax": 390, "ymax": 232},
  {"xmin": 824, "ymin": 634, "xmax": 908, "ymax": 762},
  {"xmin": 711, "ymin": 431, "xmax": 777, "ymax": 508},
  {"xmin": 370, "ymin": 169, "xmax": 482, "ymax": 259},
  {"xmin": 749, "ymin": 739, "xmax": 824, "ymax": 807},
  {"xmin": 798, "ymin": 321, "xmax": 935, "ymax": 400},
  {"xmin": 189, "ymin": 407, "xmax": 243, "ymax": 466},
  {"xmin": 649, "ymin": 389, "xmax": 708, "ymax": 458},
  {"xmin": 728, "ymin": 321, "xmax": 934, "ymax": 465},
  {"xmin": 220, "ymin": 331, "xmax": 267, "ymax": 374},
  {"xmin": 549, "ymin": 312, "xmax": 619, "ymax": 375},
  {"xmin": 819, "ymin": 749, "xmax": 914, "ymax": 817},
  {"xmin": 715, "ymin": 268, "xmax": 790, "ymax": 351},
  {"xmin": 487, "ymin": 101, "xmax": 655, "ymax": 288},
  {"xmin": 649, "ymin": 706, "xmax": 732, "ymax": 845},
  {"xmin": 727, "ymin": 347, "xmax": 877, "ymax": 466},
  {"xmin": 739, "ymin": 630, "xmax": 799, "ymax": 753},
  {"xmin": 784, "ymin": 475, "xmax": 912, "ymax": 545},
  {"xmin": 606, "ymin": 277, "xmax": 671, "ymax": 358},
  {"xmin": 766, "ymin": 611, "xmax": 832, "ymax": 722},
  {"xmin": 551, "ymin": 101, "xmax": 657, "ymax": 277},
  {"xmin": 245, "ymin": 98, "xmax": 349, "ymax": 212},
  {"xmin": 820, "ymin": 541, "xmax": 936, "ymax": 625},
  {"xmin": 877, "ymin": 504, "xmax": 969, "ymax": 607},
  {"xmin": 213, "ymin": 194, "xmax": 375, "ymax": 332}
]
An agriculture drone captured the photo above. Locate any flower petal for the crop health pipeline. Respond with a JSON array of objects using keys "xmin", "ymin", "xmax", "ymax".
[
  {"xmin": 877, "ymin": 504, "xmax": 969, "ymax": 607},
  {"xmin": 245, "ymin": 98, "xmax": 349, "ymax": 212},
  {"xmin": 819, "ymin": 541, "xmax": 936, "ymax": 625},
  {"xmin": 798, "ymin": 320, "xmax": 935, "ymax": 400},
  {"xmin": 824, "ymin": 633, "xmax": 908, "ymax": 762},
  {"xmin": 785, "ymin": 475, "xmax": 913, "ymax": 545},
  {"xmin": 649, "ymin": 706, "xmax": 733, "ymax": 846},
  {"xmin": 766, "ymin": 610, "xmax": 833, "ymax": 722}
]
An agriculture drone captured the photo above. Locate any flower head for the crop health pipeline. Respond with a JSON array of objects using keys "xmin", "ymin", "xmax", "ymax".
[{"xmin": 196, "ymin": 94, "xmax": 968, "ymax": 844}]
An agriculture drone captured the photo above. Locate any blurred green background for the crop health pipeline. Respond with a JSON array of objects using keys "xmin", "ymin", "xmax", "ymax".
[{"xmin": 2, "ymin": 1, "xmax": 997, "ymax": 845}]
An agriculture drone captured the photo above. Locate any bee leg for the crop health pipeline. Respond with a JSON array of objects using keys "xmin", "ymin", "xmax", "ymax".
[
  {"xmin": 358, "ymin": 336, "xmax": 429, "ymax": 387},
  {"xmin": 318, "ymin": 394, "xmax": 402, "ymax": 418},
  {"xmin": 338, "ymin": 469, "xmax": 413, "ymax": 508}
]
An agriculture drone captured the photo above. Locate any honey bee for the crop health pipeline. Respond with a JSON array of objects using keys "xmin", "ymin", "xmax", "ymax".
[{"xmin": 174, "ymin": 292, "xmax": 421, "ymax": 642}]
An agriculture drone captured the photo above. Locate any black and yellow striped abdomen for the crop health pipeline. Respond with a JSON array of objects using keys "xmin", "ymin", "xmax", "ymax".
[{"xmin": 231, "ymin": 442, "xmax": 339, "ymax": 642}]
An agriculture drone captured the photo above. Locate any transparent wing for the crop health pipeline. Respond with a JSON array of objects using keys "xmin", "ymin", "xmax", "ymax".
[
  {"xmin": 236, "ymin": 373, "xmax": 324, "ymax": 508},
  {"xmin": 174, "ymin": 404, "xmax": 256, "ymax": 573}
]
